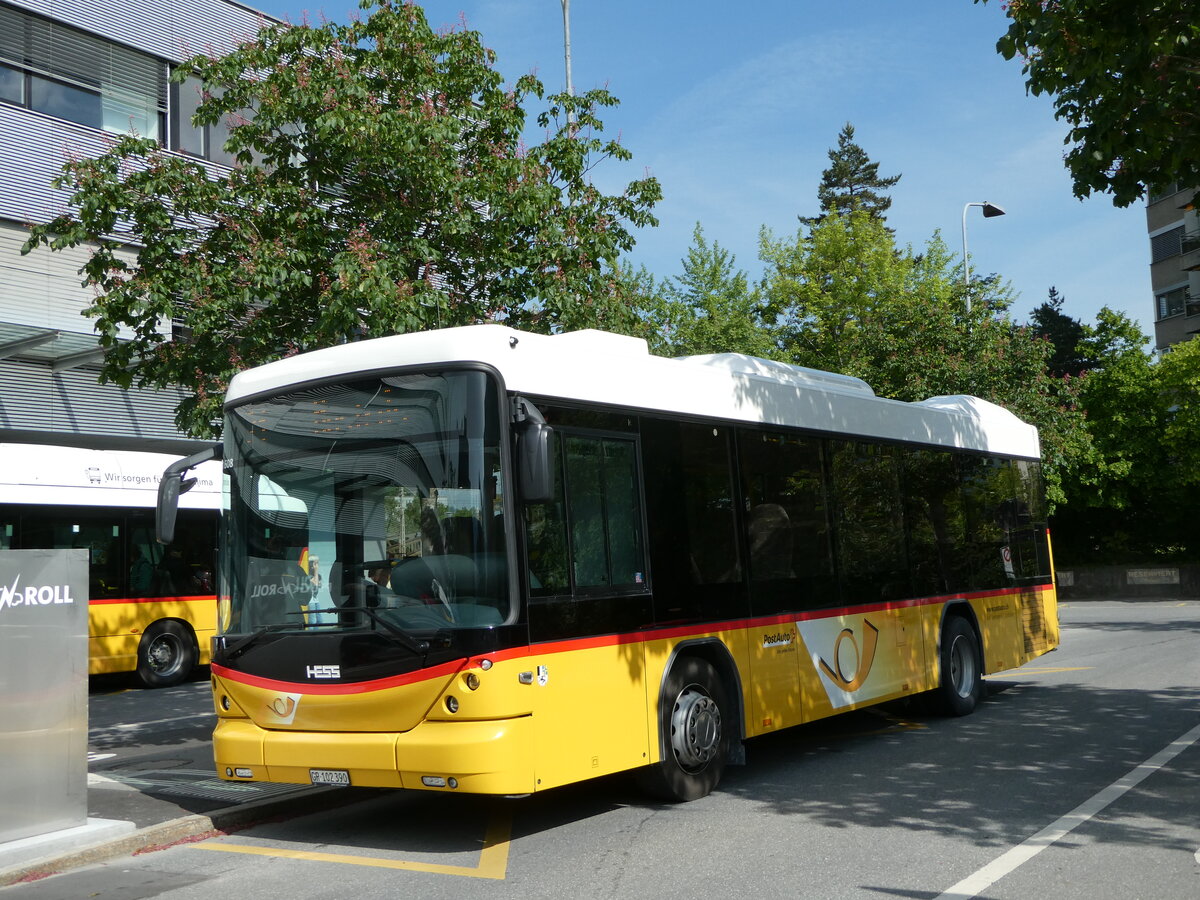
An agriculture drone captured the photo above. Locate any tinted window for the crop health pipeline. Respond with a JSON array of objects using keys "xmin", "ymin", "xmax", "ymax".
[
  {"xmin": 960, "ymin": 455, "xmax": 1013, "ymax": 590},
  {"xmin": 642, "ymin": 420, "xmax": 745, "ymax": 624},
  {"xmin": 829, "ymin": 440, "xmax": 908, "ymax": 604},
  {"xmin": 900, "ymin": 447, "xmax": 970, "ymax": 596},
  {"xmin": 525, "ymin": 430, "xmax": 651, "ymax": 641},
  {"xmin": 737, "ymin": 429, "xmax": 835, "ymax": 613}
]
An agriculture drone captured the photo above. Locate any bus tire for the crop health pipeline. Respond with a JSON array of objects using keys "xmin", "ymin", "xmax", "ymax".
[
  {"xmin": 932, "ymin": 616, "xmax": 982, "ymax": 717},
  {"xmin": 637, "ymin": 657, "xmax": 730, "ymax": 802},
  {"xmin": 136, "ymin": 620, "xmax": 197, "ymax": 688}
]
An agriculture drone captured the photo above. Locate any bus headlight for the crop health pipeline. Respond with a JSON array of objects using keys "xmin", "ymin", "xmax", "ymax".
[{"xmin": 445, "ymin": 695, "xmax": 459, "ymax": 713}]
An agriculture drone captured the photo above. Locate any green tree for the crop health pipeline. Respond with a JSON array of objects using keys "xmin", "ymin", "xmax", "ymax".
[
  {"xmin": 802, "ymin": 123, "xmax": 902, "ymax": 226},
  {"xmin": 760, "ymin": 209, "xmax": 1089, "ymax": 506},
  {"xmin": 1030, "ymin": 286, "xmax": 1089, "ymax": 377},
  {"xmin": 652, "ymin": 224, "xmax": 775, "ymax": 358},
  {"xmin": 23, "ymin": 0, "xmax": 660, "ymax": 438},
  {"xmin": 1048, "ymin": 308, "xmax": 1198, "ymax": 561},
  {"xmin": 979, "ymin": 0, "xmax": 1200, "ymax": 205}
]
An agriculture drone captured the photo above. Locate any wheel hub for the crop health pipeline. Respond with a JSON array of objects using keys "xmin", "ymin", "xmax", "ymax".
[{"xmin": 670, "ymin": 685, "xmax": 722, "ymax": 772}]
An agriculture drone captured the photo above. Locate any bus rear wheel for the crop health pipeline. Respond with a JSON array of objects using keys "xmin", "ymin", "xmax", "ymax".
[
  {"xmin": 637, "ymin": 657, "xmax": 730, "ymax": 802},
  {"xmin": 136, "ymin": 620, "xmax": 197, "ymax": 688},
  {"xmin": 932, "ymin": 616, "xmax": 982, "ymax": 717}
]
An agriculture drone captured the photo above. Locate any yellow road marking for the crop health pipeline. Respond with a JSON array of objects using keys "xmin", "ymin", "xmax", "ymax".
[
  {"xmin": 988, "ymin": 666, "xmax": 1093, "ymax": 678},
  {"xmin": 191, "ymin": 807, "xmax": 512, "ymax": 880}
]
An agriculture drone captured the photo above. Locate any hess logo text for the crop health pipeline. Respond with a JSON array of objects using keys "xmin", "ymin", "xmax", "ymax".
[{"xmin": 306, "ymin": 664, "xmax": 340, "ymax": 679}]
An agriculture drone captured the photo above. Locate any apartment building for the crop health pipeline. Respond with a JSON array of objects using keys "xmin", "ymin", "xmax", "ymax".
[
  {"xmin": 0, "ymin": 0, "xmax": 274, "ymax": 454},
  {"xmin": 1146, "ymin": 184, "xmax": 1200, "ymax": 352}
]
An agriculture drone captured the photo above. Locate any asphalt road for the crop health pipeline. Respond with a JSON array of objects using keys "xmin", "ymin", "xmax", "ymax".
[{"xmin": 7, "ymin": 600, "xmax": 1200, "ymax": 899}]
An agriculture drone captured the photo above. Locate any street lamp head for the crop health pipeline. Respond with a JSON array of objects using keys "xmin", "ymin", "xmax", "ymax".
[{"xmin": 981, "ymin": 202, "xmax": 1006, "ymax": 218}]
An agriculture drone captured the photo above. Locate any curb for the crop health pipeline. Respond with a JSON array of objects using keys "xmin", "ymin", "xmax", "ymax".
[{"xmin": 0, "ymin": 785, "xmax": 374, "ymax": 887}]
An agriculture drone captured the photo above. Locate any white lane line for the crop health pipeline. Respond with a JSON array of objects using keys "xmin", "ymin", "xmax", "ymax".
[{"xmin": 937, "ymin": 721, "xmax": 1200, "ymax": 900}]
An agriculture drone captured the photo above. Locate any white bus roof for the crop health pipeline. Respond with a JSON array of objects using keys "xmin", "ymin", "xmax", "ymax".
[
  {"xmin": 0, "ymin": 443, "xmax": 222, "ymax": 509},
  {"xmin": 225, "ymin": 325, "xmax": 1041, "ymax": 459}
]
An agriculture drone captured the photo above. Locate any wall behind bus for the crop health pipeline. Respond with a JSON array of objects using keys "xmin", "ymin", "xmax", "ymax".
[{"xmin": 1055, "ymin": 564, "xmax": 1200, "ymax": 600}]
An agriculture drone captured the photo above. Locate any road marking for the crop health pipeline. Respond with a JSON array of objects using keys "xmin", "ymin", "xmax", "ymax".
[
  {"xmin": 987, "ymin": 666, "xmax": 1093, "ymax": 677},
  {"xmin": 191, "ymin": 806, "xmax": 512, "ymax": 880},
  {"xmin": 936, "ymin": 721, "xmax": 1200, "ymax": 900}
]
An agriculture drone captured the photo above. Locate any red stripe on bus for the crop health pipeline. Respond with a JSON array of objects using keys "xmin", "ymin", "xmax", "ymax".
[
  {"xmin": 88, "ymin": 594, "xmax": 215, "ymax": 605},
  {"xmin": 211, "ymin": 658, "xmax": 466, "ymax": 695},
  {"xmin": 212, "ymin": 583, "xmax": 1052, "ymax": 693}
]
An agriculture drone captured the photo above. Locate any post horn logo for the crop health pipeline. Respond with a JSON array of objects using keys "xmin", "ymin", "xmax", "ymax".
[
  {"xmin": 269, "ymin": 696, "xmax": 297, "ymax": 718},
  {"xmin": 818, "ymin": 619, "xmax": 880, "ymax": 692}
]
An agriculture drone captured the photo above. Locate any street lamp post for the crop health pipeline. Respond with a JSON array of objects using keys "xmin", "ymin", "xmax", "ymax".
[
  {"xmin": 961, "ymin": 201, "xmax": 1006, "ymax": 312},
  {"xmin": 561, "ymin": 1, "xmax": 575, "ymax": 129}
]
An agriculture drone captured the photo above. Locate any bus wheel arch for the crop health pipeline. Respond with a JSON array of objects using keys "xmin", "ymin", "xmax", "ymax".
[
  {"xmin": 931, "ymin": 609, "xmax": 983, "ymax": 717},
  {"xmin": 638, "ymin": 640, "xmax": 742, "ymax": 802},
  {"xmin": 136, "ymin": 619, "xmax": 198, "ymax": 688}
]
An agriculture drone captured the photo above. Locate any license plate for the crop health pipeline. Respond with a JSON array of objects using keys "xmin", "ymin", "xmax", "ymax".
[{"xmin": 309, "ymin": 768, "xmax": 350, "ymax": 786}]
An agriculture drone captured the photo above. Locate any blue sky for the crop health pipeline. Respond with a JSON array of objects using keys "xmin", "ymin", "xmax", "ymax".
[{"xmin": 252, "ymin": 0, "xmax": 1153, "ymax": 338}]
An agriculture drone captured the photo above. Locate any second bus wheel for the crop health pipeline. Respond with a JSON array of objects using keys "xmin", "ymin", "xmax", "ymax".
[
  {"xmin": 136, "ymin": 620, "xmax": 198, "ymax": 688},
  {"xmin": 931, "ymin": 616, "xmax": 983, "ymax": 717},
  {"xmin": 637, "ymin": 656, "xmax": 731, "ymax": 802}
]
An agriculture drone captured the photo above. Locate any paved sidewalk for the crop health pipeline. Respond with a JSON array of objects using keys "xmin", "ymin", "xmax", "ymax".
[{"xmin": 0, "ymin": 741, "xmax": 373, "ymax": 887}]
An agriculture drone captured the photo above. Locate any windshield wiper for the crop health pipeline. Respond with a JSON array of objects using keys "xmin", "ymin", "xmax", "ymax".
[
  {"xmin": 219, "ymin": 616, "xmax": 318, "ymax": 660},
  {"xmin": 340, "ymin": 604, "xmax": 432, "ymax": 656}
]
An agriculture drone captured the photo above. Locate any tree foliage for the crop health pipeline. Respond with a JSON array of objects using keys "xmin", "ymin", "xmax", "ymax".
[
  {"xmin": 981, "ymin": 0, "xmax": 1200, "ymax": 206},
  {"xmin": 649, "ymin": 224, "xmax": 775, "ymax": 359},
  {"xmin": 802, "ymin": 123, "xmax": 902, "ymax": 226},
  {"xmin": 1051, "ymin": 309, "xmax": 1200, "ymax": 561},
  {"xmin": 1030, "ymin": 286, "xmax": 1089, "ymax": 377},
  {"xmin": 23, "ymin": 0, "xmax": 660, "ymax": 437}
]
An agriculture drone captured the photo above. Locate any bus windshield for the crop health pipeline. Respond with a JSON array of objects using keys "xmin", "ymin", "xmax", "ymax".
[{"xmin": 220, "ymin": 369, "xmax": 510, "ymax": 637}]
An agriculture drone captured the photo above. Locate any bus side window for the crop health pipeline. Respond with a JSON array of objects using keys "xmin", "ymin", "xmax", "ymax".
[{"xmin": 524, "ymin": 431, "xmax": 569, "ymax": 595}]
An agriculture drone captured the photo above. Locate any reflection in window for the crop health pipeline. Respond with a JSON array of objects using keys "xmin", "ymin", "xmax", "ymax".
[
  {"xmin": 0, "ymin": 63, "xmax": 22, "ymax": 104},
  {"xmin": 737, "ymin": 430, "xmax": 834, "ymax": 613},
  {"xmin": 829, "ymin": 441, "xmax": 907, "ymax": 604},
  {"xmin": 900, "ymin": 448, "xmax": 969, "ymax": 595},
  {"xmin": 565, "ymin": 436, "xmax": 643, "ymax": 589},
  {"xmin": 29, "ymin": 74, "xmax": 102, "ymax": 130},
  {"xmin": 525, "ymin": 432, "xmax": 646, "ymax": 595}
]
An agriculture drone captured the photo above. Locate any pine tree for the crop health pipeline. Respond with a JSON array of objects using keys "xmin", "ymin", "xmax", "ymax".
[
  {"xmin": 802, "ymin": 123, "xmax": 901, "ymax": 226},
  {"xmin": 1030, "ymin": 286, "xmax": 1089, "ymax": 377}
]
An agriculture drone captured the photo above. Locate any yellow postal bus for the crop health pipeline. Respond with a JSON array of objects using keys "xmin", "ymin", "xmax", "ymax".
[
  {"xmin": 159, "ymin": 326, "xmax": 1058, "ymax": 800},
  {"xmin": 1, "ymin": 443, "xmax": 219, "ymax": 687}
]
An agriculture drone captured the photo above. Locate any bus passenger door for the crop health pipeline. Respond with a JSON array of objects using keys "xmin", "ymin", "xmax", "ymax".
[{"xmin": 523, "ymin": 429, "xmax": 654, "ymax": 789}]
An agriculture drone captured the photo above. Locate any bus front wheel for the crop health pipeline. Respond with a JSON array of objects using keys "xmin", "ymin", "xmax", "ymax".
[
  {"xmin": 136, "ymin": 620, "xmax": 197, "ymax": 688},
  {"xmin": 638, "ymin": 657, "xmax": 730, "ymax": 802},
  {"xmin": 932, "ymin": 617, "xmax": 982, "ymax": 717}
]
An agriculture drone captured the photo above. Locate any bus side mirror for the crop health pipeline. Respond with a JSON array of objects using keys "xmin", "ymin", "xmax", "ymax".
[
  {"xmin": 516, "ymin": 420, "xmax": 555, "ymax": 504},
  {"xmin": 157, "ymin": 444, "xmax": 222, "ymax": 544}
]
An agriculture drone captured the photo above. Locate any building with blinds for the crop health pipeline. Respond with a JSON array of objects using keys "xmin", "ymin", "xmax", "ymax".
[
  {"xmin": 1145, "ymin": 184, "xmax": 1200, "ymax": 351},
  {"xmin": 0, "ymin": 0, "xmax": 274, "ymax": 454}
]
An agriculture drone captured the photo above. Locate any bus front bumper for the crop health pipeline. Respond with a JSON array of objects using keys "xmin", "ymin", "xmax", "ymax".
[{"xmin": 212, "ymin": 716, "xmax": 535, "ymax": 795}]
